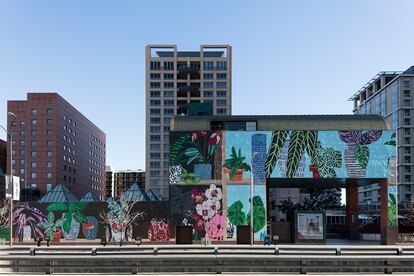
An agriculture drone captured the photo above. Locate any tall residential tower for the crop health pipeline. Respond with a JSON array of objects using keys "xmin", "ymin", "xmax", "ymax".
[
  {"xmin": 350, "ymin": 66, "xmax": 414, "ymax": 203},
  {"xmin": 145, "ymin": 45, "xmax": 232, "ymax": 197}
]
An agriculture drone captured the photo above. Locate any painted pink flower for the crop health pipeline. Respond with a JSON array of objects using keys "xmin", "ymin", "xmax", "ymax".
[
  {"xmin": 208, "ymin": 132, "xmax": 220, "ymax": 145},
  {"xmin": 206, "ymin": 214, "xmax": 226, "ymax": 240},
  {"xmin": 192, "ymin": 131, "xmax": 207, "ymax": 142}
]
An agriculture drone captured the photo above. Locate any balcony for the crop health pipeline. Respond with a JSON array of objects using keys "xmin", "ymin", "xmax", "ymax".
[
  {"xmin": 178, "ymin": 66, "xmax": 200, "ymax": 74},
  {"xmin": 177, "ymin": 85, "xmax": 200, "ymax": 93}
]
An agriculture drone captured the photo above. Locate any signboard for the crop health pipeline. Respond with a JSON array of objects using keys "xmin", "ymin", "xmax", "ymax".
[
  {"xmin": 295, "ymin": 211, "xmax": 326, "ymax": 243},
  {"xmin": 5, "ymin": 175, "xmax": 20, "ymax": 200}
]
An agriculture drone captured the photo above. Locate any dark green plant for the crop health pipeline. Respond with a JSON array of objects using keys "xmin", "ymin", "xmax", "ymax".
[
  {"xmin": 37, "ymin": 211, "xmax": 63, "ymax": 241},
  {"xmin": 180, "ymin": 168, "xmax": 201, "ymax": 185},
  {"xmin": 227, "ymin": 200, "xmax": 246, "ymax": 226},
  {"xmin": 384, "ymin": 132, "xmax": 396, "ymax": 146},
  {"xmin": 46, "ymin": 202, "xmax": 88, "ymax": 234},
  {"xmin": 223, "ymin": 147, "xmax": 251, "ymax": 178},
  {"xmin": 246, "ymin": 196, "xmax": 266, "ymax": 232},
  {"xmin": 388, "ymin": 192, "xmax": 397, "ymax": 226},
  {"xmin": 315, "ymin": 146, "xmax": 342, "ymax": 177},
  {"xmin": 265, "ymin": 131, "xmax": 288, "ymax": 177},
  {"xmin": 355, "ymin": 145, "xmax": 369, "ymax": 169}
]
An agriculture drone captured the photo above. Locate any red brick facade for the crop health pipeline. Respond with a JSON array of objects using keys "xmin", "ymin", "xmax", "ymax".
[{"xmin": 7, "ymin": 93, "xmax": 106, "ymax": 200}]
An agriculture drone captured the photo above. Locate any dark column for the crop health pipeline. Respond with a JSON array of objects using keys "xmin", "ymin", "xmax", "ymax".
[
  {"xmin": 346, "ymin": 180, "xmax": 359, "ymax": 240},
  {"xmin": 380, "ymin": 179, "xmax": 398, "ymax": 245}
]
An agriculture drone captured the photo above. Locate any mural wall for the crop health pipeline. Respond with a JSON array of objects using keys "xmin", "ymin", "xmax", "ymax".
[
  {"xmin": 7, "ymin": 201, "xmax": 170, "ymax": 243},
  {"xmin": 169, "ymin": 130, "xmax": 397, "ymax": 240}
]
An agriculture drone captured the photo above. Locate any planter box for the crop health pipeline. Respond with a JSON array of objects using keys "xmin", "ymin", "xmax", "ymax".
[
  {"xmin": 176, "ymin": 226, "xmax": 193, "ymax": 244},
  {"xmin": 237, "ymin": 225, "xmax": 251, "ymax": 244}
]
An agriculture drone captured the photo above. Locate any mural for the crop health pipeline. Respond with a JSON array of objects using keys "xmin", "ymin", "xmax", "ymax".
[
  {"xmin": 227, "ymin": 185, "xmax": 266, "ymax": 240},
  {"xmin": 388, "ymin": 186, "xmax": 398, "ymax": 227},
  {"xmin": 170, "ymin": 184, "xmax": 225, "ymax": 240}
]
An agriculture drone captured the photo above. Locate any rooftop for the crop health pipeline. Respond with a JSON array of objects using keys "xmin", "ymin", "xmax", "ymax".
[{"xmin": 155, "ymin": 51, "xmax": 225, "ymax": 58}]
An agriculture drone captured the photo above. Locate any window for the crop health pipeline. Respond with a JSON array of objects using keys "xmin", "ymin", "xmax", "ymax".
[
  {"xmin": 150, "ymin": 91, "xmax": 160, "ymax": 97},
  {"xmin": 163, "ymin": 73, "xmax": 174, "ymax": 79},
  {"xmin": 31, "ymin": 151, "xmax": 37, "ymax": 157},
  {"xmin": 47, "ymin": 151, "xmax": 52, "ymax": 157},
  {"xmin": 150, "ymin": 135, "xmax": 160, "ymax": 141},
  {"xmin": 150, "ymin": 117, "xmax": 161, "ymax": 124},
  {"xmin": 164, "ymin": 91, "xmax": 174, "ymax": 97},
  {"xmin": 47, "ymin": 119, "xmax": 53, "ymax": 125},
  {"xmin": 217, "ymin": 91, "xmax": 227, "ymax": 97},
  {"xmin": 217, "ymin": 108, "xmax": 227, "ymax": 115},
  {"xmin": 31, "ymin": 130, "xmax": 37, "ymax": 136},
  {"xmin": 163, "ymin": 126, "xmax": 170, "ymax": 132},
  {"xmin": 31, "ymin": 140, "xmax": 37, "ymax": 146},
  {"xmin": 164, "ymin": 100, "xmax": 174, "ymax": 106},
  {"xmin": 150, "ymin": 171, "xmax": 161, "ymax": 177},
  {"xmin": 150, "ymin": 109, "xmax": 160, "ymax": 115},
  {"xmin": 150, "ymin": 73, "xmax": 160, "ymax": 79},
  {"xmin": 163, "ymin": 61, "xmax": 174, "ymax": 70},
  {"xmin": 164, "ymin": 117, "xmax": 171, "ymax": 124},
  {"xmin": 46, "ymin": 184, "xmax": 52, "ymax": 192},
  {"xmin": 150, "ymin": 82, "xmax": 161, "ymax": 88},
  {"xmin": 164, "ymin": 82, "xmax": 174, "ymax": 88},
  {"xmin": 47, "ymin": 108, "xmax": 53, "ymax": 114},
  {"xmin": 20, "ymin": 130, "xmax": 25, "ymax": 136},
  {"xmin": 20, "ymin": 140, "xmax": 25, "ymax": 146},
  {"xmin": 150, "ymin": 144, "xmax": 161, "ymax": 150},
  {"xmin": 47, "ymin": 140, "xmax": 53, "ymax": 146},
  {"xmin": 150, "ymin": 153, "xmax": 161, "ymax": 159},
  {"xmin": 150, "ymin": 161, "xmax": 160, "ymax": 168},
  {"xmin": 150, "ymin": 61, "xmax": 161, "ymax": 70},
  {"xmin": 203, "ymin": 61, "xmax": 214, "ymax": 71},
  {"xmin": 47, "ymin": 130, "xmax": 53, "ymax": 136},
  {"xmin": 31, "ymin": 184, "xmax": 37, "ymax": 188},
  {"xmin": 405, "ymin": 175, "xmax": 411, "ymax": 182},
  {"xmin": 20, "ymin": 150, "xmax": 25, "ymax": 155},
  {"xmin": 204, "ymin": 91, "xmax": 213, "ymax": 97},
  {"xmin": 216, "ymin": 73, "xmax": 227, "ymax": 79},
  {"xmin": 164, "ymin": 109, "xmax": 174, "ymax": 114},
  {"xmin": 217, "ymin": 82, "xmax": 227, "ymax": 88},
  {"xmin": 11, "ymin": 159, "xmax": 15, "ymax": 165},
  {"xmin": 150, "ymin": 100, "xmax": 161, "ymax": 106},
  {"xmin": 20, "ymin": 168, "xmax": 25, "ymax": 175},
  {"xmin": 203, "ymin": 73, "xmax": 214, "ymax": 79},
  {"xmin": 216, "ymin": 99, "xmax": 227, "ymax": 106},
  {"xmin": 31, "ymin": 108, "xmax": 37, "ymax": 115},
  {"xmin": 216, "ymin": 61, "xmax": 227, "ymax": 70},
  {"xmin": 31, "ymin": 173, "xmax": 37, "ymax": 179},
  {"xmin": 47, "ymin": 172, "xmax": 52, "ymax": 179},
  {"xmin": 20, "ymin": 159, "xmax": 25, "ymax": 165},
  {"xmin": 31, "ymin": 162, "xmax": 37, "ymax": 168},
  {"xmin": 150, "ymin": 126, "xmax": 160, "ymax": 133},
  {"xmin": 31, "ymin": 119, "xmax": 37, "ymax": 125},
  {"xmin": 404, "ymin": 80, "xmax": 411, "ymax": 89},
  {"xmin": 20, "ymin": 121, "xmax": 26, "ymax": 126},
  {"xmin": 405, "ymin": 90, "xmax": 411, "ymax": 98},
  {"xmin": 203, "ymin": 82, "xmax": 214, "ymax": 89},
  {"xmin": 64, "ymin": 115, "xmax": 67, "ymax": 121}
]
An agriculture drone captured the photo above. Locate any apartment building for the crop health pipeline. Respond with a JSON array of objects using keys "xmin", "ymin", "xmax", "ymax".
[
  {"xmin": 145, "ymin": 45, "xmax": 232, "ymax": 197},
  {"xmin": 350, "ymin": 66, "xmax": 414, "ymax": 203},
  {"xmin": 7, "ymin": 93, "xmax": 106, "ymax": 200}
]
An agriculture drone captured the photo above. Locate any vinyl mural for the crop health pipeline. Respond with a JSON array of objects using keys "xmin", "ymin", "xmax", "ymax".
[{"xmin": 169, "ymin": 130, "xmax": 397, "ymax": 241}]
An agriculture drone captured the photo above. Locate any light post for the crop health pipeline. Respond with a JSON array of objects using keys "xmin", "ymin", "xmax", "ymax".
[
  {"xmin": 250, "ymin": 171, "xmax": 254, "ymax": 246},
  {"xmin": 1, "ymin": 112, "xmax": 17, "ymax": 247}
]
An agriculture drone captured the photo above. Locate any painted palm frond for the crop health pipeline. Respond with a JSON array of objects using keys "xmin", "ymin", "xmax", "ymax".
[
  {"xmin": 286, "ymin": 131, "xmax": 307, "ymax": 178},
  {"xmin": 305, "ymin": 131, "xmax": 319, "ymax": 165}
]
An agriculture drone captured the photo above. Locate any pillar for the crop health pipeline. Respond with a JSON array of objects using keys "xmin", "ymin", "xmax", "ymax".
[
  {"xmin": 380, "ymin": 179, "xmax": 398, "ymax": 245},
  {"xmin": 346, "ymin": 182, "xmax": 359, "ymax": 240}
]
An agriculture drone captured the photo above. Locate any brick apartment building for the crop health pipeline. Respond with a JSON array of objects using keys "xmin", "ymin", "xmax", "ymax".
[{"xmin": 7, "ymin": 93, "xmax": 106, "ymax": 200}]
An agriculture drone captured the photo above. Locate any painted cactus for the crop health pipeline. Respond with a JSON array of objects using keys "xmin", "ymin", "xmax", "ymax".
[{"xmin": 338, "ymin": 130, "xmax": 382, "ymax": 177}]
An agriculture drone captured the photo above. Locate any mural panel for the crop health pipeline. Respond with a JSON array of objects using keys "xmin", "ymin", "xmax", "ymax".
[{"xmin": 226, "ymin": 185, "xmax": 266, "ymax": 240}]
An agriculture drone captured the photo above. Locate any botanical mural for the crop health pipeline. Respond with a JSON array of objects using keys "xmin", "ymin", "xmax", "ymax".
[
  {"xmin": 170, "ymin": 184, "xmax": 225, "ymax": 240},
  {"xmin": 388, "ymin": 186, "xmax": 398, "ymax": 227},
  {"xmin": 226, "ymin": 185, "xmax": 266, "ymax": 240}
]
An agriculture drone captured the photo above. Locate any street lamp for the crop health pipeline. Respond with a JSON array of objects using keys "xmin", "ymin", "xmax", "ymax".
[{"xmin": 250, "ymin": 152, "xmax": 257, "ymax": 246}]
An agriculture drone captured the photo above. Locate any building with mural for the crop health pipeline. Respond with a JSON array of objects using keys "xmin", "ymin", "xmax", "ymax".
[{"xmin": 169, "ymin": 115, "xmax": 398, "ymax": 244}]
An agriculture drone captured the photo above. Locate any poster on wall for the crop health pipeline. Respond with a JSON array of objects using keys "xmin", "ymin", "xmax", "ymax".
[{"xmin": 296, "ymin": 211, "xmax": 325, "ymax": 241}]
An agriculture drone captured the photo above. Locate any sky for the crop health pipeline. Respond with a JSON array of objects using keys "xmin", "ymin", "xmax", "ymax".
[{"xmin": 0, "ymin": 0, "xmax": 413, "ymax": 170}]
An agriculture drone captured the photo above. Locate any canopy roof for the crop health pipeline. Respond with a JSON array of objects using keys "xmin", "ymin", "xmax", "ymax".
[{"xmin": 39, "ymin": 184, "xmax": 78, "ymax": 203}]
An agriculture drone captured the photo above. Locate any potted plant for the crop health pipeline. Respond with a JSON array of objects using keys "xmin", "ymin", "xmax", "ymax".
[
  {"xmin": 224, "ymin": 147, "xmax": 251, "ymax": 181},
  {"xmin": 37, "ymin": 211, "xmax": 63, "ymax": 242}
]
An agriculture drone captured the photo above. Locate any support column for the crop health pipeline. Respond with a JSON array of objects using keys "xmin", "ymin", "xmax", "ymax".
[
  {"xmin": 346, "ymin": 181, "xmax": 359, "ymax": 240},
  {"xmin": 380, "ymin": 179, "xmax": 398, "ymax": 245}
]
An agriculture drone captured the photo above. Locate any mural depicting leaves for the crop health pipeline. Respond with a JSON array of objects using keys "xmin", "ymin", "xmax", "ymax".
[
  {"xmin": 227, "ymin": 200, "xmax": 246, "ymax": 226},
  {"xmin": 355, "ymin": 145, "xmax": 369, "ymax": 169},
  {"xmin": 317, "ymin": 147, "xmax": 342, "ymax": 178},
  {"xmin": 246, "ymin": 196, "xmax": 266, "ymax": 233},
  {"xmin": 305, "ymin": 131, "xmax": 319, "ymax": 165},
  {"xmin": 265, "ymin": 131, "xmax": 288, "ymax": 177},
  {"xmin": 287, "ymin": 131, "xmax": 307, "ymax": 178},
  {"xmin": 169, "ymin": 134, "xmax": 192, "ymax": 165},
  {"xmin": 384, "ymin": 132, "xmax": 396, "ymax": 146},
  {"xmin": 388, "ymin": 191, "xmax": 398, "ymax": 227}
]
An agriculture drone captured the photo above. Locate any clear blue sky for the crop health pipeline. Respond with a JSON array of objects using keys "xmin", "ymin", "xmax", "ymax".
[{"xmin": 0, "ymin": 0, "xmax": 413, "ymax": 170}]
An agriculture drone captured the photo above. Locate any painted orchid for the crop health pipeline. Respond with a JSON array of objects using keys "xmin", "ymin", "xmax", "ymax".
[
  {"xmin": 196, "ymin": 199, "xmax": 220, "ymax": 220},
  {"xmin": 206, "ymin": 214, "xmax": 226, "ymax": 240},
  {"xmin": 205, "ymin": 184, "xmax": 222, "ymax": 202}
]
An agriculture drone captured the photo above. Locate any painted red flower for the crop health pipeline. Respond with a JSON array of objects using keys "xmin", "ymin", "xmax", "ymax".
[
  {"xmin": 192, "ymin": 131, "xmax": 207, "ymax": 142},
  {"xmin": 208, "ymin": 132, "xmax": 220, "ymax": 145}
]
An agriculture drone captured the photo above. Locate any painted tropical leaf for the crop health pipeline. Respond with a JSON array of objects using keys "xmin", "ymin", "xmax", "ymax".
[
  {"xmin": 47, "ymin": 202, "xmax": 67, "ymax": 212},
  {"xmin": 305, "ymin": 131, "xmax": 318, "ymax": 165},
  {"xmin": 323, "ymin": 148, "xmax": 342, "ymax": 168},
  {"xmin": 287, "ymin": 131, "xmax": 307, "ymax": 178},
  {"xmin": 384, "ymin": 141, "xmax": 396, "ymax": 146},
  {"xmin": 391, "ymin": 132, "xmax": 396, "ymax": 139},
  {"xmin": 388, "ymin": 193, "xmax": 396, "ymax": 206},
  {"xmin": 169, "ymin": 134, "xmax": 192, "ymax": 165},
  {"xmin": 319, "ymin": 167, "xmax": 337, "ymax": 178},
  {"xmin": 265, "ymin": 131, "xmax": 288, "ymax": 177},
  {"xmin": 227, "ymin": 200, "xmax": 246, "ymax": 226},
  {"xmin": 68, "ymin": 202, "xmax": 87, "ymax": 212},
  {"xmin": 73, "ymin": 212, "xmax": 88, "ymax": 224},
  {"xmin": 355, "ymin": 144, "xmax": 369, "ymax": 169},
  {"xmin": 63, "ymin": 213, "xmax": 72, "ymax": 233},
  {"xmin": 246, "ymin": 196, "xmax": 266, "ymax": 233}
]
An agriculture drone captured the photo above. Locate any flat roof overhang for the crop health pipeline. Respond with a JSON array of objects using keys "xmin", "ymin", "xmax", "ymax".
[{"xmin": 266, "ymin": 178, "xmax": 386, "ymax": 189}]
